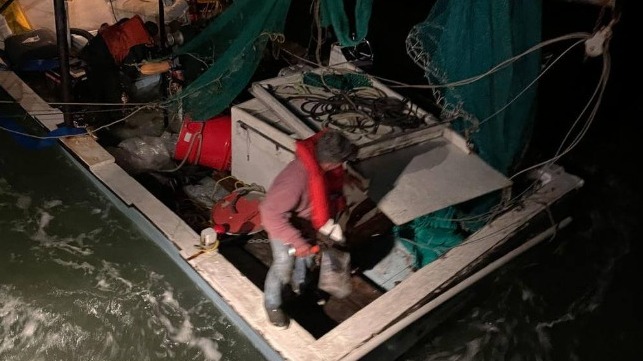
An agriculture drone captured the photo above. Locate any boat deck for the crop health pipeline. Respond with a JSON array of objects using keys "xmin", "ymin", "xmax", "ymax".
[{"xmin": 1, "ymin": 68, "xmax": 584, "ymax": 361}]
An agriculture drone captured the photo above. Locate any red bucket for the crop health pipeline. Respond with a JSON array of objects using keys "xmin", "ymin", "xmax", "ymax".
[{"xmin": 174, "ymin": 114, "xmax": 232, "ymax": 171}]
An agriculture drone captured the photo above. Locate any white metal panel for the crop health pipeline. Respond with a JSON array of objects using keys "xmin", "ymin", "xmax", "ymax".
[
  {"xmin": 230, "ymin": 99, "xmax": 296, "ymax": 190},
  {"xmin": 355, "ymin": 138, "xmax": 512, "ymax": 225},
  {"xmin": 232, "ymin": 98, "xmax": 512, "ymax": 225},
  {"xmin": 250, "ymin": 69, "xmax": 446, "ymax": 160},
  {"xmin": 362, "ymin": 240, "xmax": 415, "ymax": 291}
]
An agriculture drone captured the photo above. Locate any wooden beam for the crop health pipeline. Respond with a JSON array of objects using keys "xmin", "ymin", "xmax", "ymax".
[{"xmin": 310, "ymin": 168, "xmax": 583, "ymax": 360}]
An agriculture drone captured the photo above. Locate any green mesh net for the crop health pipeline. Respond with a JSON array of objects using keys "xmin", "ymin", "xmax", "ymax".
[
  {"xmin": 302, "ymin": 72, "xmax": 372, "ymax": 90},
  {"xmin": 172, "ymin": 0, "xmax": 292, "ymax": 121},
  {"xmin": 395, "ymin": 0, "xmax": 542, "ymax": 267},
  {"xmin": 320, "ymin": 0, "xmax": 373, "ymax": 47},
  {"xmin": 394, "ymin": 208, "xmax": 463, "ymax": 269},
  {"xmin": 407, "ymin": 0, "xmax": 542, "ymax": 174}
]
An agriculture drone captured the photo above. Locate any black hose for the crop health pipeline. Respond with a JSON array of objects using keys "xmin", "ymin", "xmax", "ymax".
[{"xmin": 69, "ymin": 28, "xmax": 94, "ymax": 41}]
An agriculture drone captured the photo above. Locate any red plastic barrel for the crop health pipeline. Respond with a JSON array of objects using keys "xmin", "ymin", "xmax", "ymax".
[{"xmin": 174, "ymin": 114, "xmax": 231, "ymax": 171}]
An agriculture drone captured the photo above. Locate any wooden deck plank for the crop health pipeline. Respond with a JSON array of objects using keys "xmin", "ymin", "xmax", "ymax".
[
  {"xmin": 311, "ymin": 168, "xmax": 583, "ymax": 360},
  {"xmin": 191, "ymin": 252, "xmax": 321, "ymax": 361},
  {"xmin": 60, "ymin": 134, "xmax": 115, "ymax": 169},
  {"xmin": 92, "ymin": 163, "xmax": 149, "ymax": 205},
  {"xmin": 134, "ymin": 194, "xmax": 201, "ymax": 259},
  {"xmin": 243, "ymin": 238, "xmax": 384, "ymax": 325},
  {"xmin": 0, "ymin": 71, "xmax": 62, "ymax": 130}
]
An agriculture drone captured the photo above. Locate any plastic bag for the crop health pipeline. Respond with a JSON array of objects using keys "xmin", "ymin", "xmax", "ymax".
[
  {"xmin": 318, "ymin": 247, "xmax": 352, "ymax": 299},
  {"xmin": 110, "ymin": 135, "xmax": 174, "ymax": 174}
]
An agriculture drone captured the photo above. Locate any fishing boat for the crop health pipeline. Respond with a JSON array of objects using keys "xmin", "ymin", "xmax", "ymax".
[{"xmin": 0, "ymin": 0, "xmax": 613, "ymax": 359}]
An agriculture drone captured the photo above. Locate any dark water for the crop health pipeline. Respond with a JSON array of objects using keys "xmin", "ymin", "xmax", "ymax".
[
  {"xmin": 0, "ymin": 99, "xmax": 265, "ymax": 360},
  {"xmin": 396, "ymin": 1, "xmax": 642, "ymax": 360},
  {"xmin": 2, "ymin": 1, "xmax": 641, "ymax": 361}
]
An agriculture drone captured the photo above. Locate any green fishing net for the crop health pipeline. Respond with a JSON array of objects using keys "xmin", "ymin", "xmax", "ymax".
[
  {"xmin": 320, "ymin": 0, "xmax": 373, "ymax": 47},
  {"xmin": 302, "ymin": 72, "xmax": 372, "ymax": 91},
  {"xmin": 171, "ymin": 0, "xmax": 292, "ymax": 121},
  {"xmin": 407, "ymin": 0, "xmax": 542, "ymax": 174},
  {"xmin": 170, "ymin": 0, "xmax": 376, "ymax": 120},
  {"xmin": 395, "ymin": 0, "xmax": 542, "ymax": 267}
]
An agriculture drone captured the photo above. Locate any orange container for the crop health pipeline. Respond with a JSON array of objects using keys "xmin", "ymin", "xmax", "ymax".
[{"xmin": 174, "ymin": 114, "xmax": 232, "ymax": 171}]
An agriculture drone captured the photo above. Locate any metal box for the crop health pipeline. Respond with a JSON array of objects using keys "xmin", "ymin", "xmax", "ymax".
[{"xmin": 230, "ymin": 98, "xmax": 296, "ymax": 191}]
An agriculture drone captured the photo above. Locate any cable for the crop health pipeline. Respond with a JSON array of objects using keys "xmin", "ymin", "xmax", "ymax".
[
  {"xmin": 281, "ymin": 32, "xmax": 591, "ymax": 92},
  {"xmin": 477, "ymin": 39, "xmax": 586, "ymax": 127},
  {"xmin": 108, "ymin": 0, "xmax": 119, "ymax": 22},
  {"xmin": 276, "ymin": 83, "xmax": 428, "ymax": 136},
  {"xmin": 276, "ymin": 33, "xmax": 596, "ymax": 227},
  {"xmin": 394, "ymin": 32, "xmax": 592, "ymax": 90},
  {"xmin": 157, "ymin": 131, "xmax": 203, "ymax": 173},
  {"xmin": 510, "ymin": 40, "xmax": 611, "ymax": 181}
]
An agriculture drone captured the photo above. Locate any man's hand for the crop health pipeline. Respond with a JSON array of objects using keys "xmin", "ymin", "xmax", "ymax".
[
  {"xmin": 290, "ymin": 244, "xmax": 320, "ymax": 257},
  {"xmin": 318, "ymin": 219, "xmax": 345, "ymax": 243}
]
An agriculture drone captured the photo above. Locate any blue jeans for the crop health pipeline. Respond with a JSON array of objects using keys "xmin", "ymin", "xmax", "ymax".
[{"xmin": 264, "ymin": 240, "xmax": 309, "ymax": 310}]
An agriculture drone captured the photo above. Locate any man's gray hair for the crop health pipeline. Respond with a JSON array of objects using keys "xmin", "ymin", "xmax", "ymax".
[{"xmin": 315, "ymin": 129, "xmax": 356, "ymax": 164}]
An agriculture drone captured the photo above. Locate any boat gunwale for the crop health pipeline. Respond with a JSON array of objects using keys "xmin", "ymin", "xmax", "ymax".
[{"xmin": 1, "ymin": 68, "xmax": 583, "ymax": 361}]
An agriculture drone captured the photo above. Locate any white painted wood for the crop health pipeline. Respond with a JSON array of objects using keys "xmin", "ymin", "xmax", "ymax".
[
  {"xmin": 232, "ymin": 99, "xmax": 297, "ymax": 150},
  {"xmin": 311, "ymin": 168, "xmax": 583, "ymax": 360},
  {"xmin": 191, "ymin": 252, "xmax": 321, "ymax": 361},
  {"xmin": 441, "ymin": 125, "xmax": 471, "ymax": 154},
  {"xmin": 60, "ymin": 135, "xmax": 115, "ymax": 170},
  {"xmin": 357, "ymin": 138, "xmax": 512, "ymax": 225},
  {"xmin": 250, "ymin": 83, "xmax": 315, "ymax": 139},
  {"xmin": 0, "ymin": 71, "xmax": 62, "ymax": 130},
  {"xmin": 92, "ymin": 163, "xmax": 148, "ymax": 205},
  {"xmin": 231, "ymin": 100, "xmax": 297, "ymax": 190},
  {"xmin": 356, "ymin": 126, "xmax": 443, "ymax": 159},
  {"xmin": 133, "ymin": 193, "xmax": 201, "ymax": 259},
  {"xmin": 344, "ymin": 217, "xmax": 574, "ymax": 361}
]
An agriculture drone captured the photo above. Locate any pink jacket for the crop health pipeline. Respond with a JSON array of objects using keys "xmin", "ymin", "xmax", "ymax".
[{"xmin": 259, "ymin": 159, "xmax": 313, "ymax": 249}]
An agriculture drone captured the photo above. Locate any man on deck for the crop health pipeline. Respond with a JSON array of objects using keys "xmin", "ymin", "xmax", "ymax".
[
  {"xmin": 78, "ymin": 15, "xmax": 159, "ymax": 124},
  {"xmin": 259, "ymin": 128, "xmax": 356, "ymax": 329}
]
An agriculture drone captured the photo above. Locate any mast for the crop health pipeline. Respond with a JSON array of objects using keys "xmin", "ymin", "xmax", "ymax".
[
  {"xmin": 53, "ymin": 0, "xmax": 72, "ymax": 126},
  {"xmin": 159, "ymin": 0, "xmax": 168, "ymax": 128}
]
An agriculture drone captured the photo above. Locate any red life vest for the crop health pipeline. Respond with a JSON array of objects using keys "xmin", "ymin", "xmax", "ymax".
[
  {"xmin": 295, "ymin": 130, "xmax": 346, "ymax": 230},
  {"xmin": 100, "ymin": 15, "xmax": 153, "ymax": 65}
]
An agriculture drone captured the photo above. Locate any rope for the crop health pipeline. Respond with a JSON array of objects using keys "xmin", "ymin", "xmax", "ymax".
[
  {"xmin": 280, "ymin": 85, "xmax": 427, "ymax": 135},
  {"xmin": 194, "ymin": 238, "xmax": 220, "ymax": 253}
]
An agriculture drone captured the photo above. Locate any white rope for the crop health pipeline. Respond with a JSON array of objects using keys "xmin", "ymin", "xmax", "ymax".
[{"xmin": 397, "ymin": 32, "xmax": 592, "ymax": 90}]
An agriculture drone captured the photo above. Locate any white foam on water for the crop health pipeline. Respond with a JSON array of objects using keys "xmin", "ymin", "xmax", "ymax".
[
  {"xmin": 43, "ymin": 200, "xmax": 63, "ymax": 209},
  {"xmin": 37, "ymin": 210, "xmax": 54, "ymax": 230},
  {"xmin": 52, "ymin": 258, "xmax": 95, "ymax": 274},
  {"xmin": 1, "ymin": 190, "xmax": 244, "ymax": 361},
  {"xmin": 153, "ymin": 288, "xmax": 223, "ymax": 361},
  {"xmin": 16, "ymin": 195, "xmax": 31, "ymax": 210},
  {"xmin": 95, "ymin": 260, "xmax": 134, "ymax": 291},
  {"xmin": 27, "ymin": 207, "xmax": 96, "ymax": 257},
  {"xmin": 0, "ymin": 286, "xmax": 86, "ymax": 359}
]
